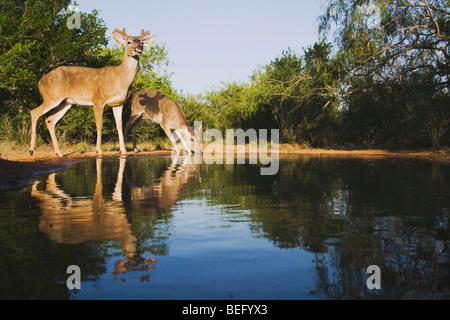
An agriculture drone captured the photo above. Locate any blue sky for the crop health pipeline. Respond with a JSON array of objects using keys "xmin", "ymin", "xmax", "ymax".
[{"xmin": 77, "ymin": 0, "xmax": 324, "ymax": 95}]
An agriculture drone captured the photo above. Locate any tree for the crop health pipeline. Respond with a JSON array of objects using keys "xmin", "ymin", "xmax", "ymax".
[
  {"xmin": 252, "ymin": 43, "xmax": 342, "ymax": 146},
  {"xmin": 179, "ymin": 93, "xmax": 219, "ymax": 131},
  {"xmin": 319, "ymin": 0, "xmax": 449, "ymax": 147},
  {"xmin": 0, "ymin": 0, "xmax": 108, "ymax": 115},
  {"xmin": 319, "ymin": 0, "xmax": 449, "ymax": 87}
]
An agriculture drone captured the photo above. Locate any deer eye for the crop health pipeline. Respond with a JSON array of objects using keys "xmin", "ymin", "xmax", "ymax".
[{"xmin": 127, "ymin": 41, "xmax": 132, "ymax": 44}]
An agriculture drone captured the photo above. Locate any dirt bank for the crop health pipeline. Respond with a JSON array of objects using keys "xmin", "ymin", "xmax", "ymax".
[
  {"xmin": 278, "ymin": 145, "xmax": 450, "ymax": 160},
  {"xmin": 0, "ymin": 149, "xmax": 174, "ymax": 191},
  {"xmin": 0, "ymin": 145, "xmax": 448, "ymax": 191},
  {"xmin": 0, "ymin": 157, "xmax": 82, "ymax": 191}
]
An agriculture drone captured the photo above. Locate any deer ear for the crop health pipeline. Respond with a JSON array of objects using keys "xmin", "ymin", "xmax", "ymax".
[
  {"xmin": 143, "ymin": 35, "xmax": 156, "ymax": 47},
  {"xmin": 112, "ymin": 31, "xmax": 127, "ymax": 45}
]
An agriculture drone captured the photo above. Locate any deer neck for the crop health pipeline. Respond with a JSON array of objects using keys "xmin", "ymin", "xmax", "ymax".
[{"xmin": 118, "ymin": 54, "xmax": 140, "ymax": 86}]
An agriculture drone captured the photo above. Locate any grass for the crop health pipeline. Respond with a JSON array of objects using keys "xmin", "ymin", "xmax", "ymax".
[
  {"xmin": 0, "ymin": 138, "xmax": 174, "ymax": 158},
  {"xmin": 131, "ymin": 137, "xmax": 172, "ymax": 151},
  {"xmin": 0, "ymin": 115, "xmax": 33, "ymax": 145}
]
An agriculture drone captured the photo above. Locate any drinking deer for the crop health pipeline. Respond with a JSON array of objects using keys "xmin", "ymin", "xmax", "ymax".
[
  {"xmin": 124, "ymin": 89, "xmax": 196, "ymax": 155},
  {"xmin": 29, "ymin": 28, "xmax": 156, "ymax": 157}
]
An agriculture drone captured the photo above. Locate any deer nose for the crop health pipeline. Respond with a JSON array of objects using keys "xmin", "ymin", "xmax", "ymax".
[{"xmin": 135, "ymin": 45, "xmax": 143, "ymax": 54}]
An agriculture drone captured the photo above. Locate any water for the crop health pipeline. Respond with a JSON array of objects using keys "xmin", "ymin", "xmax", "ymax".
[{"xmin": 0, "ymin": 154, "xmax": 449, "ymax": 300}]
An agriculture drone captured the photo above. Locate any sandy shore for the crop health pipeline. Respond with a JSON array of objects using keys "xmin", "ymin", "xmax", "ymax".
[
  {"xmin": 0, "ymin": 144, "xmax": 448, "ymax": 191},
  {"xmin": 0, "ymin": 150, "xmax": 172, "ymax": 191}
]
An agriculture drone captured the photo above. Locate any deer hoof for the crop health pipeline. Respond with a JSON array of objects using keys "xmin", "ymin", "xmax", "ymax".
[{"xmin": 29, "ymin": 150, "xmax": 34, "ymax": 156}]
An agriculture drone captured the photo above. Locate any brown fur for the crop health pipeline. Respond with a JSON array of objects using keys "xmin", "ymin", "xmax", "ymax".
[{"xmin": 125, "ymin": 89, "xmax": 195, "ymax": 154}]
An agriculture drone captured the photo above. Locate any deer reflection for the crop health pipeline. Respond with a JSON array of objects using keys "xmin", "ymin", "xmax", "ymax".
[
  {"xmin": 31, "ymin": 157, "xmax": 156, "ymax": 280},
  {"xmin": 128, "ymin": 155, "xmax": 201, "ymax": 216}
]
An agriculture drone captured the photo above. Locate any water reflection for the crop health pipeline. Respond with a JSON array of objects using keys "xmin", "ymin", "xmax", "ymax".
[
  {"xmin": 31, "ymin": 157, "xmax": 151, "ymax": 279},
  {"xmin": 245, "ymin": 156, "xmax": 450, "ymax": 299},
  {"xmin": 4, "ymin": 154, "xmax": 449, "ymax": 299},
  {"xmin": 30, "ymin": 155, "xmax": 201, "ymax": 282},
  {"xmin": 32, "ymin": 158, "xmax": 135, "ymax": 255},
  {"xmin": 128, "ymin": 155, "xmax": 201, "ymax": 216}
]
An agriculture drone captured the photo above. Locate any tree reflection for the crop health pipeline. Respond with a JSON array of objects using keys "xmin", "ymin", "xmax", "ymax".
[
  {"xmin": 239, "ymin": 156, "xmax": 450, "ymax": 299},
  {"xmin": 189, "ymin": 155, "xmax": 449, "ymax": 299}
]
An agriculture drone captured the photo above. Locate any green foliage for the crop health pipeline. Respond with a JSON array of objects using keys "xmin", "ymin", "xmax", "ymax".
[
  {"xmin": 134, "ymin": 44, "xmax": 179, "ymax": 99},
  {"xmin": 0, "ymin": 113, "xmax": 32, "ymax": 145},
  {"xmin": 0, "ymin": 0, "xmax": 108, "ymax": 114},
  {"xmin": 206, "ymin": 81, "xmax": 261, "ymax": 130},
  {"xmin": 57, "ymin": 107, "xmax": 99, "ymax": 143},
  {"xmin": 178, "ymin": 93, "xmax": 219, "ymax": 130},
  {"xmin": 248, "ymin": 43, "xmax": 342, "ymax": 146},
  {"xmin": 318, "ymin": 0, "xmax": 450, "ymax": 147}
]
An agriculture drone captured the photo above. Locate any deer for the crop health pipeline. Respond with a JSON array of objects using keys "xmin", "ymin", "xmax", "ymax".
[
  {"xmin": 124, "ymin": 89, "xmax": 196, "ymax": 155},
  {"xmin": 29, "ymin": 28, "xmax": 156, "ymax": 158}
]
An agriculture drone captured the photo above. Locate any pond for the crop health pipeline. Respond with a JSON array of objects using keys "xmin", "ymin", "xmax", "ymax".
[{"xmin": 0, "ymin": 154, "xmax": 449, "ymax": 300}]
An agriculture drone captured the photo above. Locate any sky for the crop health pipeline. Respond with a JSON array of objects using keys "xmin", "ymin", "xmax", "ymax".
[{"xmin": 76, "ymin": 0, "xmax": 325, "ymax": 95}]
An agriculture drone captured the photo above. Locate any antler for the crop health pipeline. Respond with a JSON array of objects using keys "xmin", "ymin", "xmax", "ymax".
[
  {"xmin": 114, "ymin": 27, "xmax": 129, "ymax": 39},
  {"xmin": 139, "ymin": 29, "xmax": 151, "ymax": 40}
]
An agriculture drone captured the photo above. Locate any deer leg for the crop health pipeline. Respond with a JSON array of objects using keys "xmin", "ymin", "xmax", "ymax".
[
  {"xmin": 93, "ymin": 104, "xmax": 105, "ymax": 156},
  {"xmin": 112, "ymin": 106, "xmax": 126, "ymax": 155},
  {"xmin": 45, "ymin": 101, "xmax": 72, "ymax": 157},
  {"xmin": 124, "ymin": 114, "xmax": 141, "ymax": 137},
  {"xmin": 29, "ymin": 99, "xmax": 63, "ymax": 155},
  {"xmin": 176, "ymin": 129, "xmax": 192, "ymax": 154},
  {"xmin": 124, "ymin": 114, "xmax": 145, "ymax": 152},
  {"xmin": 161, "ymin": 125, "xmax": 180, "ymax": 155},
  {"xmin": 112, "ymin": 156, "xmax": 126, "ymax": 202}
]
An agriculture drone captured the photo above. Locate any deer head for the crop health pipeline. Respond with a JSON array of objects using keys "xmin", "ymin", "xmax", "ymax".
[{"xmin": 112, "ymin": 28, "xmax": 156, "ymax": 58}]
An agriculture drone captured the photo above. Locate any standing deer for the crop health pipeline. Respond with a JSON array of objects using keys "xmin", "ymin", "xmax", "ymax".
[
  {"xmin": 124, "ymin": 89, "xmax": 196, "ymax": 155},
  {"xmin": 29, "ymin": 28, "xmax": 156, "ymax": 157}
]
